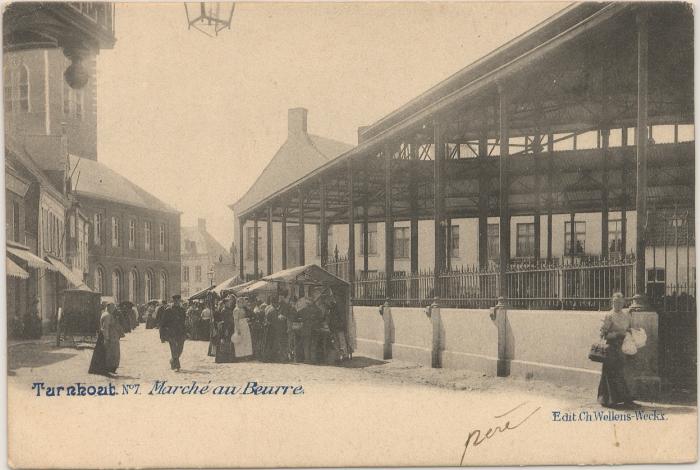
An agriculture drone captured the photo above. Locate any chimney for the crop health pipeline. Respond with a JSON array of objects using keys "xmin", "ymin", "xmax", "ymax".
[
  {"xmin": 197, "ymin": 218, "xmax": 206, "ymax": 232},
  {"xmin": 288, "ymin": 108, "xmax": 308, "ymax": 136},
  {"xmin": 357, "ymin": 125, "xmax": 370, "ymax": 144}
]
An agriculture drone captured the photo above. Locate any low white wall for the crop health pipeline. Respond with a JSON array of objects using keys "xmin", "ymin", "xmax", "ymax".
[
  {"xmin": 352, "ymin": 306, "xmax": 385, "ymax": 360},
  {"xmin": 440, "ymin": 308, "xmax": 499, "ymax": 375},
  {"xmin": 391, "ymin": 307, "xmax": 433, "ymax": 366},
  {"xmin": 350, "ymin": 305, "xmax": 659, "ymax": 397},
  {"xmin": 505, "ymin": 310, "xmax": 606, "ymax": 388}
]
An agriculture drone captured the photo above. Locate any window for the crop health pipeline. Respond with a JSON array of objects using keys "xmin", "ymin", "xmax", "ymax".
[
  {"xmin": 112, "ymin": 270, "xmax": 122, "ymax": 302},
  {"xmin": 394, "ymin": 227, "xmax": 410, "ymax": 259},
  {"xmin": 195, "ymin": 266, "xmax": 202, "ymax": 282},
  {"xmin": 95, "ymin": 266, "xmax": 105, "ymax": 294},
  {"xmin": 4, "ymin": 68, "xmax": 13, "ymax": 113},
  {"xmin": 646, "ymin": 268, "xmax": 666, "ymax": 300},
  {"xmin": 58, "ymin": 220, "xmax": 64, "ymax": 258},
  {"xmin": 449, "ymin": 225, "xmax": 460, "ymax": 258},
  {"xmin": 144, "ymin": 222, "xmax": 152, "ymax": 250},
  {"xmin": 129, "ymin": 220, "xmax": 135, "ymax": 249},
  {"xmin": 159, "ymin": 224, "xmax": 166, "ymax": 251},
  {"xmin": 608, "ymin": 219, "xmax": 623, "ymax": 255},
  {"xmin": 111, "ymin": 216, "xmax": 120, "ymax": 247},
  {"xmin": 18, "ymin": 66, "xmax": 29, "ymax": 112},
  {"xmin": 12, "ymin": 201, "xmax": 20, "ymax": 242},
  {"xmin": 42, "ymin": 209, "xmax": 48, "ymax": 252},
  {"xmin": 359, "ymin": 223, "xmax": 378, "ymax": 255},
  {"xmin": 516, "ymin": 223, "xmax": 535, "ymax": 258},
  {"xmin": 144, "ymin": 271, "xmax": 153, "ymax": 302},
  {"xmin": 564, "ymin": 221, "xmax": 586, "ymax": 256},
  {"xmin": 159, "ymin": 272, "xmax": 167, "ymax": 299},
  {"xmin": 83, "ymin": 224, "xmax": 89, "ymax": 268},
  {"xmin": 246, "ymin": 226, "xmax": 261, "ymax": 259},
  {"xmin": 487, "ymin": 223, "xmax": 499, "ymax": 260},
  {"xmin": 129, "ymin": 270, "xmax": 138, "ymax": 303},
  {"xmin": 183, "ymin": 266, "xmax": 190, "ymax": 282},
  {"xmin": 94, "ymin": 213, "xmax": 102, "ymax": 245}
]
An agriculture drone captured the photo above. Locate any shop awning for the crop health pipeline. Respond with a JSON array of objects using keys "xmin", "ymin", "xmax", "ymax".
[
  {"xmin": 212, "ymin": 275, "xmax": 243, "ymax": 295},
  {"xmin": 187, "ymin": 285, "xmax": 214, "ymax": 301},
  {"xmin": 7, "ymin": 245, "xmax": 53, "ymax": 270},
  {"xmin": 45, "ymin": 257, "xmax": 92, "ymax": 291},
  {"xmin": 6, "ymin": 257, "xmax": 29, "ymax": 279},
  {"xmin": 237, "ymin": 280, "xmax": 276, "ymax": 295},
  {"xmin": 261, "ymin": 264, "xmax": 349, "ymax": 287}
]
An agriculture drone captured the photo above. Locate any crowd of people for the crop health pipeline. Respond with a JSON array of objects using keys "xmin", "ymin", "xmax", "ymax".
[
  {"xmin": 223, "ymin": 284, "xmax": 351, "ymax": 365},
  {"xmin": 187, "ymin": 283, "xmax": 352, "ymax": 365},
  {"xmin": 87, "ymin": 282, "xmax": 353, "ymax": 375},
  {"xmin": 8, "ymin": 299, "xmax": 43, "ymax": 340}
]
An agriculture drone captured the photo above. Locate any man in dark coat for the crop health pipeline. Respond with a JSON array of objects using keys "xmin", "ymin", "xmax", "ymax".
[
  {"xmin": 160, "ymin": 295, "xmax": 186, "ymax": 371},
  {"xmin": 298, "ymin": 289, "xmax": 324, "ymax": 364}
]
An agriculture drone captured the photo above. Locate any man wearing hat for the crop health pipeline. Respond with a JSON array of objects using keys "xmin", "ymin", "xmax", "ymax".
[{"xmin": 160, "ymin": 294, "xmax": 187, "ymax": 371}]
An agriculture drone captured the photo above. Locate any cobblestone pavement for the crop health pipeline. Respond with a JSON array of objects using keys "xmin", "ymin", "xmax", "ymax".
[
  {"xmin": 9, "ymin": 325, "xmax": 599, "ymax": 405},
  {"xmin": 8, "ymin": 325, "xmax": 697, "ymax": 468}
]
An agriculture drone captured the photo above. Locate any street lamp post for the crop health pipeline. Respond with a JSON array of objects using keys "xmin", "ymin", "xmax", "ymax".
[{"xmin": 207, "ymin": 267, "xmax": 215, "ymax": 287}]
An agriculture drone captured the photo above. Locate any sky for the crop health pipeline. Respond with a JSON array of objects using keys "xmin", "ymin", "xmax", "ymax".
[{"xmin": 96, "ymin": 1, "xmax": 568, "ymax": 248}]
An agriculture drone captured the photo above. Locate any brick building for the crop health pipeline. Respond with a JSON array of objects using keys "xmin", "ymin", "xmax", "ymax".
[{"xmin": 70, "ymin": 155, "xmax": 181, "ymax": 303}]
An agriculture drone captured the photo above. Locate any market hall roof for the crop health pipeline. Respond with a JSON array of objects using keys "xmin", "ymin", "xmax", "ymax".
[
  {"xmin": 68, "ymin": 155, "xmax": 180, "ymax": 214},
  {"xmin": 229, "ymin": 108, "xmax": 353, "ymax": 217},
  {"xmin": 230, "ymin": 2, "xmax": 693, "ymax": 220}
]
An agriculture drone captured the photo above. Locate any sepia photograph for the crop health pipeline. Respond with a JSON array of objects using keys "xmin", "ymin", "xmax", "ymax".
[{"xmin": 3, "ymin": 1, "xmax": 697, "ymax": 468}]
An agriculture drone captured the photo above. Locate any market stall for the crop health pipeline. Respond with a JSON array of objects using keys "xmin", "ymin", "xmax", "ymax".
[{"xmin": 258, "ymin": 264, "xmax": 354, "ymax": 363}]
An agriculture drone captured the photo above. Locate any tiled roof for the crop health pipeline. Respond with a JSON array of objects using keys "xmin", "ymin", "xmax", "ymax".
[
  {"xmin": 69, "ymin": 155, "xmax": 179, "ymax": 214},
  {"xmin": 230, "ymin": 132, "xmax": 353, "ymax": 216}
]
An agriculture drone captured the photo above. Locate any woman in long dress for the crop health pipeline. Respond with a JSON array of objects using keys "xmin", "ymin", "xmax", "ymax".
[
  {"xmin": 101, "ymin": 303, "xmax": 122, "ymax": 374},
  {"xmin": 88, "ymin": 330, "xmax": 109, "ymax": 376},
  {"xmin": 233, "ymin": 297, "xmax": 253, "ymax": 360},
  {"xmin": 597, "ymin": 292, "xmax": 638, "ymax": 409},
  {"xmin": 215, "ymin": 298, "xmax": 236, "ymax": 363}
]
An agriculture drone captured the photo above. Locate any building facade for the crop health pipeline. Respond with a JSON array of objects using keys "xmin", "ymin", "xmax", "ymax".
[
  {"xmin": 5, "ymin": 4, "xmax": 180, "ymax": 327},
  {"xmin": 76, "ymin": 189, "xmax": 181, "ymax": 303},
  {"xmin": 181, "ymin": 218, "xmax": 235, "ymax": 298}
]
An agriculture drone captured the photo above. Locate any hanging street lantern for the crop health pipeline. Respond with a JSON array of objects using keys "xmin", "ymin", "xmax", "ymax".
[{"xmin": 184, "ymin": 2, "xmax": 235, "ymax": 37}]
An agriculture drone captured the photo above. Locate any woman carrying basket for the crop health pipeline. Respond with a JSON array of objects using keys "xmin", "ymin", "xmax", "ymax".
[{"xmin": 597, "ymin": 292, "xmax": 640, "ymax": 409}]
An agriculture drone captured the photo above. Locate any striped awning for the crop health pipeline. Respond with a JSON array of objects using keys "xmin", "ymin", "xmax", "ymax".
[
  {"xmin": 7, "ymin": 246, "xmax": 53, "ymax": 270},
  {"xmin": 6, "ymin": 257, "xmax": 29, "ymax": 280},
  {"xmin": 45, "ymin": 257, "xmax": 92, "ymax": 291}
]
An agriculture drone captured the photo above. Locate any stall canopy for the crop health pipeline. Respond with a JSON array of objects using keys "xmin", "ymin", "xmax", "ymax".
[
  {"xmin": 212, "ymin": 275, "xmax": 243, "ymax": 295},
  {"xmin": 261, "ymin": 264, "xmax": 349, "ymax": 287},
  {"xmin": 237, "ymin": 280, "xmax": 277, "ymax": 296},
  {"xmin": 187, "ymin": 285, "xmax": 214, "ymax": 301},
  {"xmin": 46, "ymin": 256, "xmax": 92, "ymax": 291},
  {"xmin": 6, "ymin": 257, "xmax": 29, "ymax": 279},
  {"xmin": 7, "ymin": 245, "xmax": 53, "ymax": 270}
]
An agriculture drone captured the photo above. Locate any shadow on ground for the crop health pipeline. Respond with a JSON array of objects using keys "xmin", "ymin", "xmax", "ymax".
[
  {"xmin": 335, "ymin": 356, "xmax": 388, "ymax": 369},
  {"xmin": 8, "ymin": 343, "xmax": 79, "ymax": 372}
]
